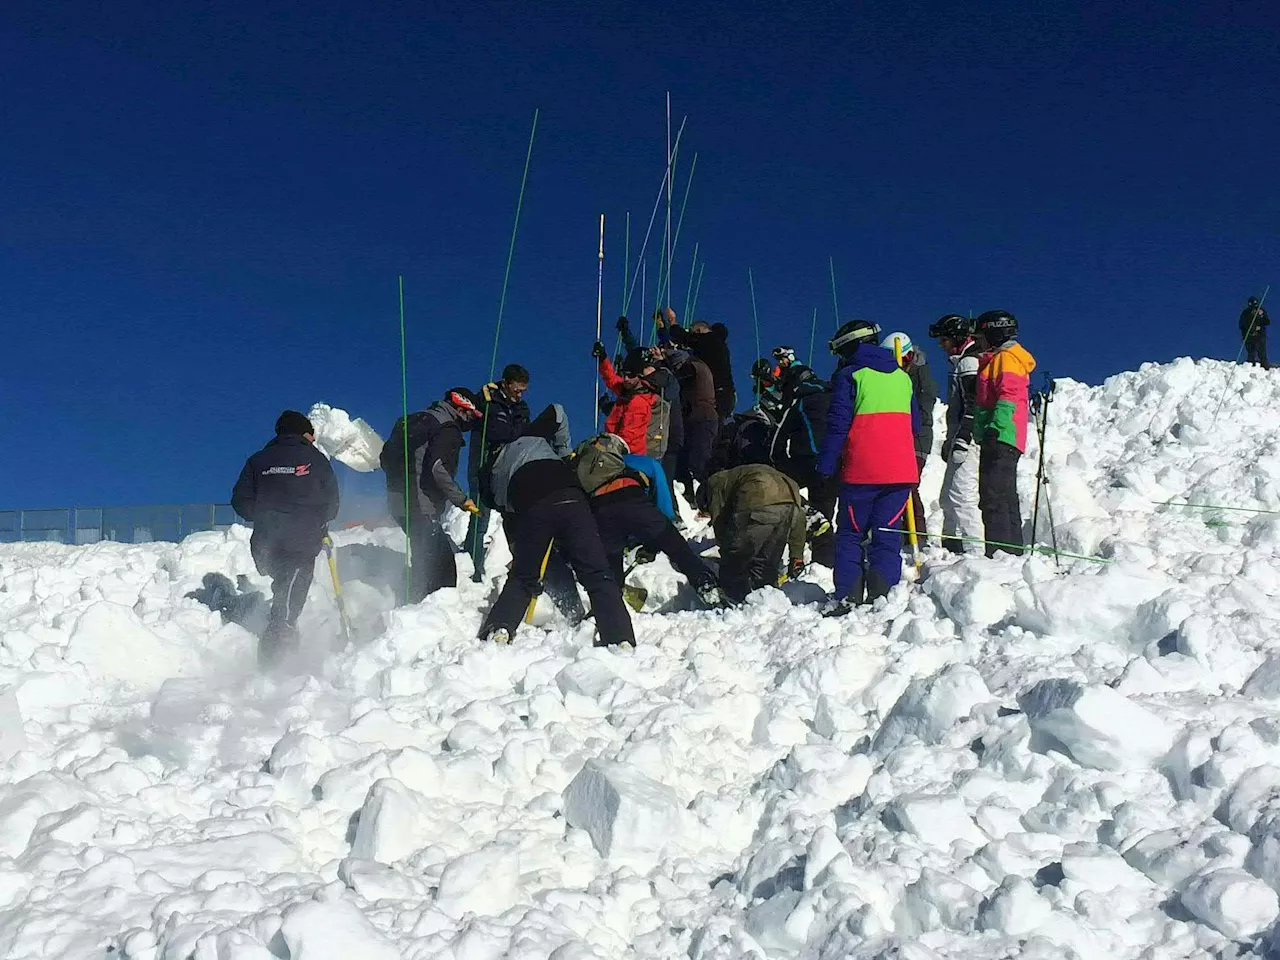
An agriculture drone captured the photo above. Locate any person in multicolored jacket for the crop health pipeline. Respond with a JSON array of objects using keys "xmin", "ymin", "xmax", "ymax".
[
  {"xmin": 972, "ymin": 310, "xmax": 1036, "ymax": 557},
  {"xmin": 817, "ymin": 320, "xmax": 921, "ymax": 607}
]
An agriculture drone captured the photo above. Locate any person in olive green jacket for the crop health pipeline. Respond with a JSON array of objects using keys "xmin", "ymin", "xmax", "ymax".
[{"xmin": 707, "ymin": 463, "xmax": 806, "ymax": 601}]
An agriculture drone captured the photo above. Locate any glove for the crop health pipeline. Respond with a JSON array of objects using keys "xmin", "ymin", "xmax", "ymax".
[
  {"xmin": 462, "ymin": 499, "xmax": 481, "ymax": 516},
  {"xmin": 615, "ymin": 316, "xmax": 630, "ymax": 332},
  {"xmin": 591, "ymin": 341, "xmax": 607, "ymax": 360},
  {"xmin": 787, "ymin": 557, "xmax": 807, "ymax": 581},
  {"xmin": 597, "ymin": 395, "xmax": 615, "ymax": 415}
]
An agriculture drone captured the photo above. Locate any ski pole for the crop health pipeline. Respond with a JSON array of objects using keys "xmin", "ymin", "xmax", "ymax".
[
  {"xmin": 322, "ymin": 536, "xmax": 352, "ymax": 643},
  {"xmin": 891, "ymin": 335, "xmax": 922, "ymax": 571},
  {"xmin": 1030, "ymin": 395, "xmax": 1047, "ymax": 551},
  {"xmin": 594, "ymin": 213, "xmax": 605, "ymax": 432},
  {"xmin": 524, "ymin": 539, "xmax": 555, "ymax": 623},
  {"xmin": 1038, "ymin": 380, "xmax": 1061, "ymax": 569}
]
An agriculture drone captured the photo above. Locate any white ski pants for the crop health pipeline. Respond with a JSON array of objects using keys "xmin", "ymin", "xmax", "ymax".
[{"xmin": 940, "ymin": 442, "xmax": 983, "ymax": 551}]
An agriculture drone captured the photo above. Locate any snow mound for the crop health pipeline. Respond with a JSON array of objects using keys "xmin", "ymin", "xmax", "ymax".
[{"xmin": 3, "ymin": 359, "xmax": 1280, "ymax": 958}]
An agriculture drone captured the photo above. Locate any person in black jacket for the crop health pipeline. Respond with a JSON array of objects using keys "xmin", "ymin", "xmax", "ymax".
[
  {"xmin": 657, "ymin": 308, "xmax": 737, "ymax": 419},
  {"xmin": 769, "ymin": 348, "xmax": 836, "ymax": 566},
  {"xmin": 231, "ymin": 411, "xmax": 340, "ymax": 662},
  {"xmin": 1241, "ymin": 296, "xmax": 1271, "ymax": 369},
  {"xmin": 466, "ymin": 365, "xmax": 531, "ymax": 581},
  {"xmin": 383, "ymin": 389, "xmax": 483, "ymax": 603},
  {"xmin": 479, "ymin": 406, "xmax": 634, "ymax": 647}
]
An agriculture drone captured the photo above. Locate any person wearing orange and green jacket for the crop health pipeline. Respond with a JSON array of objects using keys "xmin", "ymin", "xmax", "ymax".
[{"xmin": 972, "ymin": 310, "xmax": 1036, "ymax": 558}]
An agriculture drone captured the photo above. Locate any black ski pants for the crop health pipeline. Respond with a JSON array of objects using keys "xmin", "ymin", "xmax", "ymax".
[
  {"xmin": 781, "ymin": 458, "xmax": 837, "ymax": 568},
  {"xmin": 715, "ymin": 504, "xmax": 797, "ymax": 602},
  {"xmin": 592, "ymin": 493, "xmax": 716, "ymax": 588},
  {"xmin": 1246, "ymin": 330, "xmax": 1270, "ymax": 369},
  {"xmin": 482, "ymin": 494, "xmax": 634, "ymax": 646},
  {"xmin": 681, "ymin": 419, "xmax": 717, "ymax": 503},
  {"xmin": 396, "ymin": 510, "xmax": 457, "ymax": 603},
  {"xmin": 979, "ymin": 440, "xmax": 1024, "ymax": 557},
  {"xmin": 251, "ymin": 534, "xmax": 317, "ymax": 629}
]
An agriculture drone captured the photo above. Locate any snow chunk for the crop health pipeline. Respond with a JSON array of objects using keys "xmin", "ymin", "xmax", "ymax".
[
  {"xmin": 0, "ymin": 687, "xmax": 27, "ymax": 761},
  {"xmin": 65, "ymin": 601, "xmax": 196, "ymax": 691},
  {"xmin": 1243, "ymin": 657, "xmax": 1280, "ymax": 700},
  {"xmin": 562, "ymin": 759, "xmax": 685, "ymax": 860},
  {"xmin": 1181, "ymin": 867, "xmax": 1279, "ymax": 939},
  {"xmin": 978, "ymin": 877, "xmax": 1051, "ymax": 936},
  {"xmin": 885, "ymin": 793, "xmax": 987, "ymax": 848},
  {"xmin": 350, "ymin": 778, "xmax": 435, "ymax": 864},
  {"xmin": 307, "ymin": 403, "xmax": 384, "ymax": 472},
  {"xmin": 1019, "ymin": 679, "xmax": 1172, "ymax": 771},
  {"xmin": 436, "ymin": 842, "xmax": 522, "ymax": 918},
  {"xmin": 280, "ymin": 894, "xmax": 399, "ymax": 960},
  {"xmin": 873, "ymin": 663, "xmax": 991, "ymax": 754}
]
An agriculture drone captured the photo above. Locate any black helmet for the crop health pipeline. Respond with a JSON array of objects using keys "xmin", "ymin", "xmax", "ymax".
[
  {"xmin": 975, "ymin": 310, "xmax": 1018, "ymax": 346},
  {"xmin": 928, "ymin": 313, "xmax": 972, "ymax": 340},
  {"xmin": 1248, "ymin": 296, "xmax": 1261, "ymax": 306},
  {"xmin": 750, "ymin": 358, "xmax": 776, "ymax": 381},
  {"xmin": 829, "ymin": 319, "xmax": 881, "ymax": 357}
]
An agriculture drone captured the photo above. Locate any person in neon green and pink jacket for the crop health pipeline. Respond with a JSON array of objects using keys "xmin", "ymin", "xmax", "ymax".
[{"xmin": 973, "ymin": 310, "xmax": 1036, "ymax": 557}]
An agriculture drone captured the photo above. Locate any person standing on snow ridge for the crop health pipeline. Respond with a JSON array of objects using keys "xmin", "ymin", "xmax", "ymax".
[
  {"xmin": 1240, "ymin": 296, "xmax": 1271, "ymax": 369},
  {"xmin": 928, "ymin": 314, "xmax": 984, "ymax": 554},
  {"xmin": 769, "ymin": 346, "xmax": 836, "ymax": 567},
  {"xmin": 750, "ymin": 358, "xmax": 786, "ymax": 423},
  {"xmin": 466, "ymin": 365, "xmax": 531, "ymax": 582},
  {"xmin": 615, "ymin": 318, "xmax": 686, "ymax": 517},
  {"xmin": 381, "ymin": 388, "xmax": 484, "ymax": 602},
  {"xmin": 667, "ymin": 340, "xmax": 719, "ymax": 507},
  {"xmin": 881, "ymin": 332, "xmax": 939, "ymax": 548},
  {"xmin": 478, "ymin": 406, "xmax": 635, "ymax": 648},
  {"xmin": 972, "ymin": 310, "xmax": 1037, "ymax": 558},
  {"xmin": 706, "ymin": 463, "xmax": 806, "ymax": 603},
  {"xmin": 572, "ymin": 433, "xmax": 724, "ymax": 607},
  {"xmin": 817, "ymin": 320, "xmax": 921, "ymax": 608},
  {"xmin": 231, "ymin": 410, "xmax": 340, "ymax": 664},
  {"xmin": 657, "ymin": 307, "xmax": 737, "ymax": 420}
]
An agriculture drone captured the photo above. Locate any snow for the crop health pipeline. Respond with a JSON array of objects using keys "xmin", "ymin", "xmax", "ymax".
[
  {"xmin": 4, "ymin": 358, "xmax": 1280, "ymax": 957},
  {"xmin": 307, "ymin": 402, "xmax": 384, "ymax": 472}
]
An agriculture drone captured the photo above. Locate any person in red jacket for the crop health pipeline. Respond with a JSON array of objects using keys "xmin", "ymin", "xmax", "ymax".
[{"xmin": 592, "ymin": 340, "xmax": 662, "ymax": 455}]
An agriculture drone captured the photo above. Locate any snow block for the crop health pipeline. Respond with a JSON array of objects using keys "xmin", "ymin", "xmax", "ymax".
[
  {"xmin": 562, "ymin": 759, "xmax": 685, "ymax": 860},
  {"xmin": 1243, "ymin": 657, "xmax": 1280, "ymax": 700},
  {"xmin": 884, "ymin": 793, "xmax": 987, "ymax": 849},
  {"xmin": 350, "ymin": 778, "xmax": 435, "ymax": 864},
  {"xmin": 1180, "ymin": 867, "xmax": 1279, "ymax": 939},
  {"xmin": 1018, "ymin": 679, "xmax": 1173, "ymax": 771},
  {"xmin": 65, "ymin": 601, "xmax": 195, "ymax": 691},
  {"xmin": 280, "ymin": 895, "xmax": 399, "ymax": 960},
  {"xmin": 872, "ymin": 664, "xmax": 991, "ymax": 754},
  {"xmin": 977, "ymin": 877, "xmax": 1051, "ymax": 936},
  {"xmin": 435, "ymin": 842, "xmax": 522, "ymax": 917},
  {"xmin": 0, "ymin": 686, "xmax": 28, "ymax": 760}
]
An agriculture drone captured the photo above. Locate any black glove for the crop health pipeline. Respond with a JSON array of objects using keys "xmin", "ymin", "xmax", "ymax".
[
  {"xmin": 615, "ymin": 316, "xmax": 630, "ymax": 332},
  {"xmin": 591, "ymin": 341, "xmax": 607, "ymax": 360},
  {"xmin": 597, "ymin": 395, "xmax": 615, "ymax": 415}
]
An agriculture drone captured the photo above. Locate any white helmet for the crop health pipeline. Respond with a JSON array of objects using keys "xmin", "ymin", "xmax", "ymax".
[{"xmin": 880, "ymin": 332, "xmax": 913, "ymax": 357}]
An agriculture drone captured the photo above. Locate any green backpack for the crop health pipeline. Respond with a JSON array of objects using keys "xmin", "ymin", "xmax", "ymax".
[{"xmin": 573, "ymin": 436, "xmax": 633, "ymax": 495}]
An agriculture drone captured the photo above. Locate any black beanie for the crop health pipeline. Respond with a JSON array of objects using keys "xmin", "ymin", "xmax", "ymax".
[{"xmin": 275, "ymin": 410, "xmax": 314, "ymax": 436}]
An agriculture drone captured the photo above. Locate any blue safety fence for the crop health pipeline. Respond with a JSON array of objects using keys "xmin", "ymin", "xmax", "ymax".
[{"xmin": 0, "ymin": 464, "xmax": 393, "ymax": 546}]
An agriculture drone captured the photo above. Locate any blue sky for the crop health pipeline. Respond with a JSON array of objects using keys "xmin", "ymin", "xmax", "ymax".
[{"xmin": 2, "ymin": 0, "xmax": 1277, "ymax": 509}]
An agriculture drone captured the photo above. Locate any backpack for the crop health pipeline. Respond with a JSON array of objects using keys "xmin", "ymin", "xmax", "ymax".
[
  {"xmin": 644, "ymin": 395, "xmax": 672, "ymax": 460},
  {"xmin": 710, "ymin": 411, "xmax": 774, "ymax": 475},
  {"xmin": 380, "ymin": 411, "xmax": 437, "ymax": 492},
  {"xmin": 573, "ymin": 438, "xmax": 643, "ymax": 495}
]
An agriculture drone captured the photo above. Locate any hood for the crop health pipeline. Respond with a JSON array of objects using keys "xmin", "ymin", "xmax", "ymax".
[
  {"xmin": 427, "ymin": 400, "xmax": 469, "ymax": 431},
  {"xmin": 993, "ymin": 339, "xmax": 1036, "ymax": 373},
  {"xmin": 838, "ymin": 342, "xmax": 903, "ymax": 375}
]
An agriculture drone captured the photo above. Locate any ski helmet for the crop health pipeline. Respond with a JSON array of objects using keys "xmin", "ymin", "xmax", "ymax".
[
  {"xmin": 928, "ymin": 313, "xmax": 971, "ymax": 340},
  {"xmin": 880, "ymin": 332, "xmax": 913, "ymax": 358},
  {"xmin": 446, "ymin": 387, "xmax": 482, "ymax": 420},
  {"xmin": 750, "ymin": 358, "xmax": 777, "ymax": 382},
  {"xmin": 772, "ymin": 345, "xmax": 796, "ymax": 366},
  {"xmin": 829, "ymin": 319, "xmax": 881, "ymax": 357},
  {"xmin": 975, "ymin": 310, "xmax": 1018, "ymax": 346},
  {"xmin": 1248, "ymin": 296, "xmax": 1261, "ymax": 306}
]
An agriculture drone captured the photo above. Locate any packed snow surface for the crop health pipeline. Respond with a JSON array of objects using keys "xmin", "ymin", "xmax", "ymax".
[{"xmin": 3, "ymin": 358, "xmax": 1280, "ymax": 958}]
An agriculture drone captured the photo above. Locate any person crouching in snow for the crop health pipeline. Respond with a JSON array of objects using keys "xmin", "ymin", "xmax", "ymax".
[
  {"xmin": 479, "ymin": 404, "xmax": 635, "ymax": 648},
  {"xmin": 574, "ymin": 433, "xmax": 725, "ymax": 608},
  {"xmin": 972, "ymin": 310, "xmax": 1036, "ymax": 557},
  {"xmin": 817, "ymin": 320, "xmax": 921, "ymax": 610},
  {"xmin": 231, "ymin": 410, "xmax": 340, "ymax": 664},
  {"xmin": 706, "ymin": 463, "xmax": 806, "ymax": 603},
  {"xmin": 928, "ymin": 313, "xmax": 984, "ymax": 554}
]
